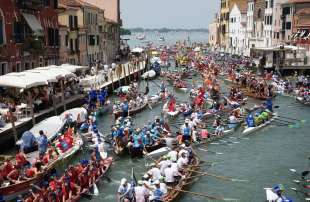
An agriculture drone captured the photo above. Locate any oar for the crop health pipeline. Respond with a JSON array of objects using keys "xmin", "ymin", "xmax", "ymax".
[
  {"xmin": 278, "ymin": 115, "xmax": 306, "ymax": 123},
  {"xmin": 274, "ymin": 118, "xmax": 295, "ymax": 124},
  {"xmin": 291, "ymin": 187, "xmax": 310, "ymax": 196},
  {"xmin": 167, "ymin": 187, "xmax": 238, "ymax": 201},
  {"xmin": 189, "ymin": 169, "xmax": 249, "ymax": 182}
]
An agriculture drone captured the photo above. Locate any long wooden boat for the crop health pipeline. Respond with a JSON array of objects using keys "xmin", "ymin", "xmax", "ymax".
[
  {"xmin": 296, "ymin": 96, "xmax": 310, "ymax": 106},
  {"xmin": 113, "ymin": 100, "xmax": 149, "ymax": 119},
  {"xmin": 242, "ymin": 112, "xmax": 278, "ymax": 136},
  {"xmin": 164, "ymin": 154, "xmax": 200, "ymax": 202},
  {"xmin": 0, "ymin": 135, "xmax": 83, "ymax": 201},
  {"xmin": 69, "ymin": 157, "xmax": 113, "ymax": 202}
]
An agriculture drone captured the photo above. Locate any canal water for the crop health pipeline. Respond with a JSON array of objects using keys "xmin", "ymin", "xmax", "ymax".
[
  {"xmin": 123, "ymin": 31, "xmax": 209, "ymax": 47},
  {"xmin": 78, "ymin": 67, "xmax": 309, "ymax": 202}
]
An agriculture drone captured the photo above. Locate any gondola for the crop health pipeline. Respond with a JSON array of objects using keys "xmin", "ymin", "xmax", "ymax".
[{"xmin": 113, "ymin": 100, "xmax": 149, "ymax": 119}]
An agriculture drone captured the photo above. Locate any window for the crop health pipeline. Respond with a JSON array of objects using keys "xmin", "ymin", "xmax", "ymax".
[
  {"xmin": 97, "ymin": 35, "xmax": 99, "ymax": 45},
  {"xmin": 0, "ymin": 63, "xmax": 7, "ymax": 75},
  {"xmin": 70, "ymin": 39, "xmax": 73, "ymax": 52},
  {"xmin": 286, "ymin": 22, "xmax": 291, "ymax": 30},
  {"xmin": 74, "ymin": 16, "xmax": 78, "ymax": 29},
  {"xmin": 13, "ymin": 21, "xmax": 24, "ymax": 43},
  {"xmin": 25, "ymin": 62, "xmax": 30, "ymax": 70},
  {"xmin": 0, "ymin": 9, "xmax": 5, "ymax": 45},
  {"xmin": 89, "ymin": 35, "xmax": 95, "ymax": 46},
  {"xmin": 283, "ymin": 7, "xmax": 290, "ymax": 15},
  {"xmin": 257, "ymin": 9, "xmax": 262, "ymax": 19},
  {"xmin": 65, "ymin": 34, "xmax": 68, "ymax": 47},
  {"xmin": 69, "ymin": 15, "xmax": 73, "ymax": 29},
  {"xmin": 75, "ymin": 38, "xmax": 79, "ymax": 51},
  {"xmin": 16, "ymin": 62, "xmax": 21, "ymax": 72}
]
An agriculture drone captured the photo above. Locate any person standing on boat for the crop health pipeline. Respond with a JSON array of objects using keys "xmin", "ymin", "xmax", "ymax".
[
  {"xmin": 20, "ymin": 131, "xmax": 37, "ymax": 154},
  {"xmin": 134, "ymin": 180, "xmax": 150, "ymax": 202},
  {"xmin": 181, "ymin": 121, "xmax": 192, "ymax": 143},
  {"xmin": 117, "ymin": 178, "xmax": 134, "ymax": 202},
  {"xmin": 150, "ymin": 180, "xmax": 164, "ymax": 202},
  {"xmin": 38, "ymin": 130, "xmax": 48, "ymax": 157},
  {"xmin": 121, "ymin": 99, "xmax": 129, "ymax": 118},
  {"xmin": 160, "ymin": 81, "xmax": 166, "ymax": 93}
]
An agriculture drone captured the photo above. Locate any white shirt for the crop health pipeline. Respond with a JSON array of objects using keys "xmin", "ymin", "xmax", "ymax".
[
  {"xmin": 229, "ymin": 115, "xmax": 237, "ymax": 124},
  {"xmin": 159, "ymin": 160, "xmax": 170, "ymax": 175},
  {"xmin": 171, "ymin": 162, "xmax": 178, "ymax": 175},
  {"xmin": 178, "ymin": 149, "xmax": 189, "ymax": 158},
  {"xmin": 134, "ymin": 186, "xmax": 149, "ymax": 202},
  {"xmin": 164, "ymin": 167, "xmax": 175, "ymax": 183},
  {"xmin": 149, "ymin": 167, "xmax": 161, "ymax": 181},
  {"xmin": 177, "ymin": 157, "xmax": 188, "ymax": 170},
  {"xmin": 160, "ymin": 183, "xmax": 167, "ymax": 194},
  {"xmin": 167, "ymin": 150, "xmax": 178, "ymax": 162}
]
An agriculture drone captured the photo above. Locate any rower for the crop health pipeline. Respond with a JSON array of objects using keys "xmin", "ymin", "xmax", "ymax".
[
  {"xmin": 177, "ymin": 152, "xmax": 189, "ymax": 172},
  {"xmin": 134, "ymin": 180, "xmax": 150, "ymax": 202},
  {"xmin": 182, "ymin": 121, "xmax": 192, "ymax": 143},
  {"xmin": 15, "ymin": 149, "xmax": 30, "ymax": 169},
  {"xmin": 246, "ymin": 114, "xmax": 255, "ymax": 128},
  {"xmin": 150, "ymin": 180, "xmax": 164, "ymax": 202},
  {"xmin": 148, "ymin": 163, "xmax": 162, "ymax": 181},
  {"xmin": 228, "ymin": 113, "xmax": 238, "ymax": 129},
  {"xmin": 167, "ymin": 150, "xmax": 178, "ymax": 162},
  {"xmin": 159, "ymin": 155, "xmax": 171, "ymax": 175},
  {"xmin": 272, "ymin": 184, "xmax": 293, "ymax": 202}
]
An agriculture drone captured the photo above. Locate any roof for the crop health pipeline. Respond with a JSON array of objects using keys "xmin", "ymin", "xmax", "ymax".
[
  {"xmin": 296, "ymin": 7, "xmax": 310, "ymax": 15},
  {"xmin": 59, "ymin": 0, "xmax": 100, "ymax": 10},
  {"xmin": 289, "ymin": 0, "xmax": 310, "ymax": 3}
]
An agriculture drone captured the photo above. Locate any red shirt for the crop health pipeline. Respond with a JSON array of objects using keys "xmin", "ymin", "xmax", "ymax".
[
  {"xmin": 2, "ymin": 162, "xmax": 14, "ymax": 177},
  {"xmin": 26, "ymin": 168, "xmax": 35, "ymax": 178},
  {"xmin": 16, "ymin": 153, "xmax": 27, "ymax": 167}
]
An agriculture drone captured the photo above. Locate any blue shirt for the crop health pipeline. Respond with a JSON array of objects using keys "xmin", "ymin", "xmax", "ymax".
[
  {"xmin": 183, "ymin": 126, "xmax": 191, "ymax": 137},
  {"xmin": 153, "ymin": 188, "xmax": 163, "ymax": 200},
  {"xmin": 122, "ymin": 103, "xmax": 129, "ymax": 112},
  {"xmin": 21, "ymin": 131, "xmax": 36, "ymax": 149},
  {"xmin": 38, "ymin": 134, "xmax": 48, "ymax": 154}
]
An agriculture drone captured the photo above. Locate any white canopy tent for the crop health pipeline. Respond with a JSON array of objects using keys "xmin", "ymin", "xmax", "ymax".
[
  {"xmin": 60, "ymin": 64, "xmax": 88, "ymax": 73},
  {"xmin": 35, "ymin": 66, "xmax": 75, "ymax": 79},
  {"xmin": 0, "ymin": 72, "xmax": 48, "ymax": 89}
]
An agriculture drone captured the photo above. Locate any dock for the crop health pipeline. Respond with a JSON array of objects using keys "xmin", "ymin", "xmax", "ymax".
[{"xmin": 0, "ymin": 60, "xmax": 147, "ymax": 151}]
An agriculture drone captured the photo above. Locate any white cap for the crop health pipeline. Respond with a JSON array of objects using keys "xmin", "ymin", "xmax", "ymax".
[
  {"xmin": 154, "ymin": 180, "xmax": 160, "ymax": 185},
  {"xmin": 121, "ymin": 178, "xmax": 127, "ymax": 185}
]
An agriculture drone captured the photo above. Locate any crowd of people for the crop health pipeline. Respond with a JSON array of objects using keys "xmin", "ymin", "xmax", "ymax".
[
  {"xmin": 111, "ymin": 116, "xmax": 168, "ymax": 155},
  {"xmin": 117, "ymin": 142, "xmax": 194, "ymax": 202},
  {"xmin": 22, "ymin": 152, "xmax": 112, "ymax": 202}
]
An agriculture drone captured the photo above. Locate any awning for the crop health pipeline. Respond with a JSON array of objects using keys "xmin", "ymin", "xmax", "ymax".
[{"xmin": 22, "ymin": 13, "xmax": 43, "ymax": 36}]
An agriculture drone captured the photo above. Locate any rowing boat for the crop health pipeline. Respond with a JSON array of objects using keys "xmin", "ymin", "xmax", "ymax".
[
  {"xmin": 242, "ymin": 112, "xmax": 278, "ymax": 136},
  {"xmin": 296, "ymin": 96, "xmax": 310, "ymax": 106},
  {"xmin": 113, "ymin": 100, "xmax": 149, "ymax": 119},
  {"xmin": 63, "ymin": 157, "xmax": 113, "ymax": 202},
  {"xmin": 164, "ymin": 155, "xmax": 200, "ymax": 202},
  {"xmin": 0, "ymin": 134, "xmax": 83, "ymax": 201}
]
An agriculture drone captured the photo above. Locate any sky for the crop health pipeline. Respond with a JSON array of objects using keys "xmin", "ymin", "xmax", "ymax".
[{"xmin": 120, "ymin": 0, "xmax": 220, "ymax": 29}]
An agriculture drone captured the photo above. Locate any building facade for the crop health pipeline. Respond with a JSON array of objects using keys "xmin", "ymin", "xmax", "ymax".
[
  {"xmin": 229, "ymin": 4, "xmax": 247, "ymax": 55},
  {"xmin": 208, "ymin": 14, "xmax": 220, "ymax": 48},
  {"xmin": 0, "ymin": 0, "xmax": 59, "ymax": 75}
]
